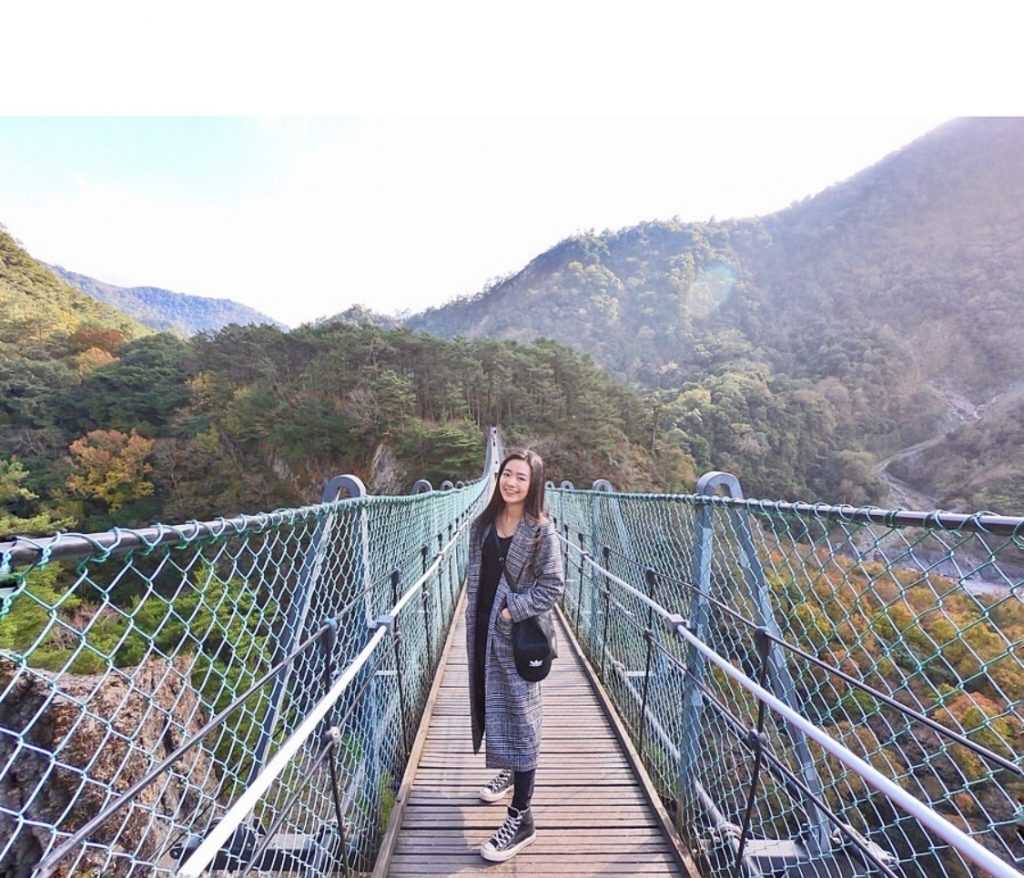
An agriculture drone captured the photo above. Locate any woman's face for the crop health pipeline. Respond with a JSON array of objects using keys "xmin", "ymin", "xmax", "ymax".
[{"xmin": 499, "ymin": 459, "xmax": 532, "ymax": 507}]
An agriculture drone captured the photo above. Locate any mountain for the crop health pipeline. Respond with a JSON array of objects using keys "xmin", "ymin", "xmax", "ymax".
[
  {"xmin": 48, "ymin": 264, "xmax": 283, "ymax": 336},
  {"xmin": 1, "ymin": 223, "xmax": 675, "ymax": 538},
  {"xmin": 1, "ymin": 227, "xmax": 152, "ymax": 509},
  {"xmin": 0, "ymin": 228, "xmax": 146, "ymax": 341},
  {"xmin": 406, "ymin": 118, "xmax": 1024, "ymax": 511},
  {"xmin": 314, "ymin": 304, "xmax": 404, "ymax": 330}
]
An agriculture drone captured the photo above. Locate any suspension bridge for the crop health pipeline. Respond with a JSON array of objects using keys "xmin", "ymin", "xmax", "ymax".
[{"xmin": 1, "ymin": 428, "xmax": 1022, "ymax": 877}]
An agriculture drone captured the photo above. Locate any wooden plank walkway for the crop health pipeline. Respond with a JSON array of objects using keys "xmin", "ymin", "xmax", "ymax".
[{"xmin": 382, "ymin": 601, "xmax": 690, "ymax": 876}]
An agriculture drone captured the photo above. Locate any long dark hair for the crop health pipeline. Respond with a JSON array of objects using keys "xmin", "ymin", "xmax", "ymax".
[{"xmin": 476, "ymin": 449, "xmax": 547, "ymax": 530}]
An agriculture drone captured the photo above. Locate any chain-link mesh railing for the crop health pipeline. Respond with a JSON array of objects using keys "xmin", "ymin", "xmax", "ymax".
[
  {"xmin": 0, "ymin": 429, "xmax": 500, "ymax": 878},
  {"xmin": 549, "ymin": 475, "xmax": 1024, "ymax": 878}
]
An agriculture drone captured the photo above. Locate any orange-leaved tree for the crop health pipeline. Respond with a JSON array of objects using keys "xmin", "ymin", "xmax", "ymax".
[{"xmin": 66, "ymin": 429, "xmax": 155, "ymax": 511}]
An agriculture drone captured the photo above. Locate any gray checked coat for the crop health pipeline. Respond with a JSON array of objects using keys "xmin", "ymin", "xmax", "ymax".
[{"xmin": 465, "ymin": 513, "xmax": 565, "ymax": 771}]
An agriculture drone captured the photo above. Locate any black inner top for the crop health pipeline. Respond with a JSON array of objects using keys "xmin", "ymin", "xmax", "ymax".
[
  {"xmin": 478, "ymin": 523, "xmax": 513, "ymax": 631},
  {"xmin": 474, "ymin": 523, "xmax": 513, "ymax": 724}
]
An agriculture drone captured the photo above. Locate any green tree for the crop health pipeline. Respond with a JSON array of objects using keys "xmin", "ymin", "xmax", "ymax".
[{"xmin": 0, "ymin": 458, "xmax": 72, "ymax": 536}]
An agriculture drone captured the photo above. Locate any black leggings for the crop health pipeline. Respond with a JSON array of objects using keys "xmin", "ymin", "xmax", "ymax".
[{"xmin": 512, "ymin": 769, "xmax": 535, "ymax": 810}]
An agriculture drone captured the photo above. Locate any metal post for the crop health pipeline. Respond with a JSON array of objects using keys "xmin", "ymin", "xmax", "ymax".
[
  {"xmin": 447, "ymin": 523, "xmax": 455, "ymax": 607},
  {"xmin": 576, "ymin": 531, "xmax": 587, "ymax": 635},
  {"xmin": 639, "ymin": 568, "xmax": 657, "ymax": 759},
  {"xmin": 455, "ymin": 514, "xmax": 463, "ymax": 574},
  {"xmin": 734, "ymin": 627, "xmax": 772, "ymax": 875},
  {"xmin": 700, "ymin": 471, "xmax": 831, "ymax": 855},
  {"xmin": 589, "ymin": 492, "xmax": 601, "ymax": 639},
  {"xmin": 420, "ymin": 545, "xmax": 433, "ymax": 673},
  {"xmin": 325, "ymin": 727, "xmax": 350, "ymax": 878},
  {"xmin": 313, "ymin": 619, "xmax": 349, "ymax": 876},
  {"xmin": 562, "ymin": 523, "xmax": 570, "ymax": 615},
  {"xmin": 248, "ymin": 474, "xmax": 364, "ymax": 785},
  {"xmin": 437, "ymin": 532, "xmax": 449, "ymax": 621},
  {"xmin": 391, "ymin": 569, "xmax": 410, "ymax": 761},
  {"xmin": 599, "ymin": 545, "xmax": 612, "ymax": 680},
  {"xmin": 677, "ymin": 499, "xmax": 713, "ymax": 791}
]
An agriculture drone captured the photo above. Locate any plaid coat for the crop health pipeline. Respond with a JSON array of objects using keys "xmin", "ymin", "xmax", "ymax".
[{"xmin": 465, "ymin": 513, "xmax": 565, "ymax": 771}]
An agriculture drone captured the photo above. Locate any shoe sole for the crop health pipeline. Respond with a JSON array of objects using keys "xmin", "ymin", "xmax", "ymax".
[
  {"xmin": 480, "ymin": 831, "xmax": 537, "ymax": 862},
  {"xmin": 478, "ymin": 787, "xmax": 513, "ymax": 803}
]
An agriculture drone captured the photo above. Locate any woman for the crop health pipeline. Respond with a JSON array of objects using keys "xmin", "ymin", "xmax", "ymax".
[{"xmin": 465, "ymin": 448, "xmax": 565, "ymax": 862}]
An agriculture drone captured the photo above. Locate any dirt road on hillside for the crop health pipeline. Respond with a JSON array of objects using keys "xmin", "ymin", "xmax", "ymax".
[{"xmin": 861, "ymin": 383, "xmax": 1024, "ymax": 598}]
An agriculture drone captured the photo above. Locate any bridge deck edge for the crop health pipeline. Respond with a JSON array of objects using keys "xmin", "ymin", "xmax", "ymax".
[
  {"xmin": 553, "ymin": 601, "xmax": 702, "ymax": 878},
  {"xmin": 370, "ymin": 585, "xmax": 468, "ymax": 878}
]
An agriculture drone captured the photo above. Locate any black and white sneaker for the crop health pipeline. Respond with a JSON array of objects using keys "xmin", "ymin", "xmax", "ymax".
[
  {"xmin": 479, "ymin": 805, "xmax": 536, "ymax": 862},
  {"xmin": 478, "ymin": 769, "xmax": 513, "ymax": 802}
]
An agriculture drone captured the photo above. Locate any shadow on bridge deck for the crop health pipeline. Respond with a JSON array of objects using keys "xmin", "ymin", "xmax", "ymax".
[{"xmin": 375, "ymin": 594, "xmax": 695, "ymax": 877}]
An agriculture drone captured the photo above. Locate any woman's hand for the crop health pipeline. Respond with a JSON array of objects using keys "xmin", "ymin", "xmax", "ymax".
[{"xmin": 500, "ymin": 608, "xmax": 513, "ymax": 622}]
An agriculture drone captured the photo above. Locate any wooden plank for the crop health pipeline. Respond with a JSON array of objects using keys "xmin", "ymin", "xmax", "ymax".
[
  {"xmin": 381, "ymin": 599, "xmax": 690, "ymax": 876},
  {"xmin": 551, "ymin": 602, "xmax": 701, "ymax": 878},
  {"xmin": 369, "ymin": 587, "xmax": 468, "ymax": 878},
  {"xmin": 418, "ymin": 751, "xmax": 630, "ymax": 761},
  {"xmin": 395, "ymin": 842, "xmax": 672, "ymax": 852},
  {"xmin": 395, "ymin": 842, "xmax": 673, "ymax": 855},
  {"xmin": 389, "ymin": 852, "xmax": 677, "ymax": 863},
  {"xmin": 406, "ymin": 792, "xmax": 650, "ymax": 806},
  {"xmin": 388, "ymin": 865, "xmax": 679, "ymax": 875},
  {"xmin": 396, "ymin": 828, "xmax": 668, "ymax": 842},
  {"xmin": 419, "ymin": 741, "xmax": 628, "ymax": 751},
  {"xmin": 398, "ymin": 809, "xmax": 661, "ymax": 819}
]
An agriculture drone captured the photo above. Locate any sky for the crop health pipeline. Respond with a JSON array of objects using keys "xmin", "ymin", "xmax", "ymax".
[
  {"xmin": 0, "ymin": 1, "xmax": 1017, "ymax": 328},
  {"xmin": 0, "ymin": 117, "xmax": 947, "ymax": 326}
]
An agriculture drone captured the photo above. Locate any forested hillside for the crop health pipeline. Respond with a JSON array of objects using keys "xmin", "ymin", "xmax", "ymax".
[
  {"xmin": 1, "ymin": 228, "xmax": 682, "ymax": 538},
  {"xmin": 408, "ymin": 118, "xmax": 1024, "ymax": 510},
  {"xmin": 6, "ymin": 118, "xmax": 1022, "ymax": 533},
  {"xmin": 316, "ymin": 304, "xmax": 404, "ymax": 330},
  {"xmin": 1, "ymin": 226, "xmax": 153, "ymax": 539},
  {"xmin": 48, "ymin": 264, "xmax": 282, "ymax": 336},
  {"xmin": 0, "ymin": 228, "xmax": 145, "ymax": 340}
]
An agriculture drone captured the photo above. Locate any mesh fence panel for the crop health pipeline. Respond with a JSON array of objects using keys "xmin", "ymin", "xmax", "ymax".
[
  {"xmin": 0, "ymin": 453, "xmax": 494, "ymax": 877},
  {"xmin": 6, "ymin": 439, "xmax": 1020, "ymax": 878},
  {"xmin": 550, "ymin": 483, "xmax": 1024, "ymax": 878}
]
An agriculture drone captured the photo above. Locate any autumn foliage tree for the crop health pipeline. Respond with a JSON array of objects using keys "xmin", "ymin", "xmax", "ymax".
[
  {"xmin": 67, "ymin": 325, "xmax": 127, "ymax": 355},
  {"xmin": 66, "ymin": 429, "xmax": 155, "ymax": 511}
]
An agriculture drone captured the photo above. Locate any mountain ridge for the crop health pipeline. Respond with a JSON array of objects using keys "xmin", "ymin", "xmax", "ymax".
[
  {"xmin": 0, "ymin": 227, "xmax": 148, "ymax": 340},
  {"xmin": 402, "ymin": 117, "xmax": 1024, "ymax": 509},
  {"xmin": 47, "ymin": 264, "xmax": 283, "ymax": 336}
]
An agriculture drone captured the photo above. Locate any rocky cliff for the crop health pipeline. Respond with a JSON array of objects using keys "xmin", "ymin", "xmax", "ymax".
[{"xmin": 0, "ymin": 656, "xmax": 220, "ymax": 877}]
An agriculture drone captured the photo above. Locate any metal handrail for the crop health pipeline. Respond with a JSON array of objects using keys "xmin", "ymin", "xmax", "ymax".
[
  {"xmin": 557, "ymin": 530, "xmax": 1023, "ymax": 878},
  {"xmin": 175, "ymin": 500, "xmax": 480, "ymax": 878},
  {"xmin": 0, "ymin": 496, "xmax": 369, "ymax": 568},
  {"xmin": 592, "ymin": 536, "xmax": 1024, "ymax": 778},
  {"xmin": 556, "ymin": 487, "xmax": 1024, "ymax": 538},
  {"xmin": 33, "ymin": 621, "xmax": 335, "ymax": 878}
]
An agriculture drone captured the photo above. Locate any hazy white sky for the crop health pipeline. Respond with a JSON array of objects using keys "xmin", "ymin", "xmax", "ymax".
[
  {"xmin": 0, "ymin": 1, "xmax": 1016, "ymax": 327},
  {"xmin": 0, "ymin": 117, "xmax": 945, "ymax": 326}
]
